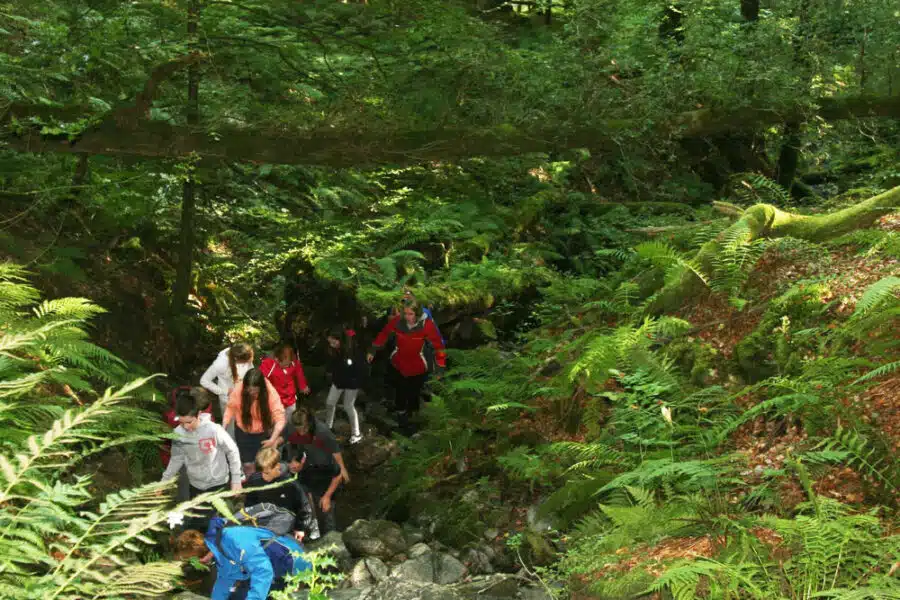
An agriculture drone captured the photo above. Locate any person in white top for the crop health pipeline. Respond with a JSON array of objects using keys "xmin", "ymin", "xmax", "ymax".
[{"xmin": 200, "ymin": 342, "xmax": 254, "ymax": 438}]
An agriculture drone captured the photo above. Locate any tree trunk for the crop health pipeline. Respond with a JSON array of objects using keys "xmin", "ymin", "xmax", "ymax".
[
  {"xmin": 171, "ymin": 0, "xmax": 200, "ymax": 314},
  {"xmin": 648, "ymin": 185, "xmax": 900, "ymax": 314},
  {"xmin": 775, "ymin": 121, "xmax": 801, "ymax": 190},
  {"xmin": 740, "ymin": 0, "xmax": 759, "ymax": 22}
]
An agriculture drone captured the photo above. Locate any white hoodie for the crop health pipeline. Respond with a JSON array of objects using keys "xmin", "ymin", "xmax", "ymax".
[
  {"xmin": 200, "ymin": 347, "xmax": 253, "ymax": 410},
  {"xmin": 161, "ymin": 418, "xmax": 241, "ymax": 490}
]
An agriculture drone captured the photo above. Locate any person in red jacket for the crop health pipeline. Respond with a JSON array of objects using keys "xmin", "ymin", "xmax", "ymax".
[
  {"xmin": 260, "ymin": 342, "xmax": 310, "ymax": 442},
  {"xmin": 367, "ymin": 298, "xmax": 446, "ymax": 434}
]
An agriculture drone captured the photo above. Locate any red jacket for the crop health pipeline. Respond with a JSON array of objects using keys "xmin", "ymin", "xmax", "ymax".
[
  {"xmin": 372, "ymin": 315, "xmax": 446, "ymax": 378},
  {"xmin": 260, "ymin": 357, "xmax": 308, "ymax": 407}
]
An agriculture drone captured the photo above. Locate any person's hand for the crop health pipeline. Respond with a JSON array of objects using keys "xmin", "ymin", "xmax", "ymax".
[
  {"xmin": 293, "ymin": 530, "xmax": 305, "ymax": 543},
  {"xmin": 302, "ymin": 386, "xmax": 311, "ymax": 395},
  {"xmin": 231, "ymin": 481, "xmax": 242, "ymax": 492},
  {"xmin": 289, "ymin": 459, "xmax": 302, "ymax": 473},
  {"xmin": 319, "ymin": 494, "xmax": 332, "ymax": 513},
  {"xmin": 261, "ymin": 437, "xmax": 278, "ymax": 449},
  {"xmin": 340, "ymin": 467, "xmax": 350, "ymax": 484},
  {"xmin": 200, "ymin": 551, "xmax": 214, "ymax": 564},
  {"xmin": 366, "ymin": 353, "xmax": 374, "ymax": 363}
]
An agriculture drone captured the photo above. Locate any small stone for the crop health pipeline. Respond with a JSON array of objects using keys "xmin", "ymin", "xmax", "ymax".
[
  {"xmin": 349, "ymin": 559, "xmax": 374, "ymax": 588},
  {"xmin": 408, "ymin": 543, "xmax": 432, "ymax": 558},
  {"xmin": 365, "ymin": 556, "xmax": 389, "ymax": 582}
]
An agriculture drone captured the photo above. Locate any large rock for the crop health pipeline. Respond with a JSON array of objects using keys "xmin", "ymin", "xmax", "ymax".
[
  {"xmin": 351, "ymin": 435, "xmax": 399, "ymax": 470},
  {"xmin": 519, "ymin": 585, "xmax": 554, "ymax": 600},
  {"xmin": 343, "ymin": 519, "xmax": 407, "ymax": 559},
  {"xmin": 306, "ymin": 530, "xmax": 353, "ymax": 570},
  {"xmin": 454, "ymin": 574, "xmax": 520, "ymax": 598},
  {"xmin": 433, "ymin": 553, "xmax": 468, "ymax": 585},
  {"xmin": 357, "ymin": 579, "xmax": 463, "ymax": 600},
  {"xmin": 392, "ymin": 554, "xmax": 435, "ymax": 583},
  {"xmin": 392, "ymin": 552, "xmax": 468, "ymax": 585}
]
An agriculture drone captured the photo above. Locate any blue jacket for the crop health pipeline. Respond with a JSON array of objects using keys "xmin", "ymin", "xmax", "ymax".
[{"xmin": 205, "ymin": 526, "xmax": 307, "ymax": 600}]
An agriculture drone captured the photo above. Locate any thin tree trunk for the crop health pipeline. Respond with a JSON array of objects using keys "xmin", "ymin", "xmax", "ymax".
[
  {"xmin": 776, "ymin": 122, "xmax": 800, "ymax": 190},
  {"xmin": 740, "ymin": 0, "xmax": 759, "ymax": 22},
  {"xmin": 171, "ymin": 0, "xmax": 200, "ymax": 314}
]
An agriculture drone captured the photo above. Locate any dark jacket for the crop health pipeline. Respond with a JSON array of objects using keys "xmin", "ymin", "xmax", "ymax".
[
  {"xmin": 244, "ymin": 466, "xmax": 315, "ymax": 535},
  {"xmin": 327, "ymin": 346, "xmax": 368, "ymax": 390}
]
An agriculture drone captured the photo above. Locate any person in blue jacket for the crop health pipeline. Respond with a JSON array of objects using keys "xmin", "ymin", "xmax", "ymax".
[{"xmin": 175, "ymin": 520, "xmax": 311, "ymax": 600}]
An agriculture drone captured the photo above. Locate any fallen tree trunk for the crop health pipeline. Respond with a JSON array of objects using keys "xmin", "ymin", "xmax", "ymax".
[
  {"xmin": 647, "ymin": 185, "xmax": 900, "ymax": 314},
  {"xmin": 3, "ymin": 94, "xmax": 900, "ymax": 167}
]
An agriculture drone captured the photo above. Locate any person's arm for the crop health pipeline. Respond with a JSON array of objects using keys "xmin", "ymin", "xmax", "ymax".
[
  {"xmin": 263, "ymin": 379, "xmax": 286, "ymax": 447},
  {"xmin": 333, "ymin": 452, "xmax": 350, "ymax": 484},
  {"xmin": 242, "ymin": 542, "xmax": 275, "ymax": 600},
  {"xmin": 294, "ymin": 361, "xmax": 310, "ymax": 394},
  {"xmin": 217, "ymin": 425, "xmax": 243, "ymax": 490},
  {"xmin": 368, "ymin": 317, "xmax": 398, "ymax": 362},
  {"xmin": 200, "ymin": 354, "xmax": 228, "ymax": 397},
  {"xmin": 160, "ymin": 436, "xmax": 185, "ymax": 482},
  {"xmin": 320, "ymin": 472, "xmax": 342, "ymax": 513},
  {"xmin": 424, "ymin": 319, "xmax": 447, "ymax": 373}
]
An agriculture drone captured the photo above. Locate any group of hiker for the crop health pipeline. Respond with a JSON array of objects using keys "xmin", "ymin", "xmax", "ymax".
[{"xmin": 162, "ymin": 294, "xmax": 447, "ymax": 599}]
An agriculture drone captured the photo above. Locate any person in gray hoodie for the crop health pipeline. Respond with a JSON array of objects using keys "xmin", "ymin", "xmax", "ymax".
[{"xmin": 162, "ymin": 394, "xmax": 243, "ymax": 500}]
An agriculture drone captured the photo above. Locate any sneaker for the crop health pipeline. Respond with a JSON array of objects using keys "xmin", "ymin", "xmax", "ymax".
[{"xmin": 349, "ymin": 434, "xmax": 363, "ymax": 445}]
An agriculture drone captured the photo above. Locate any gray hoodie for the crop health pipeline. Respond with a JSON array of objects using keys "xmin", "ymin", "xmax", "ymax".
[{"xmin": 161, "ymin": 416, "xmax": 242, "ymax": 491}]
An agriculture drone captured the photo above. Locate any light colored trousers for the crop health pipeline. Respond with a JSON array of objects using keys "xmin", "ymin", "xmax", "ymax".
[{"xmin": 325, "ymin": 385, "xmax": 360, "ymax": 437}]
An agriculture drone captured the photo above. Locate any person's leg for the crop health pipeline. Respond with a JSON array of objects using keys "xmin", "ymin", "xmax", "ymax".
[
  {"xmin": 234, "ymin": 428, "xmax": 258, "ymax": 477},
  {"xmin": 324, "ymin": 385, "xmax": 342, "ymax": 429},
  {"xmin": 344, "ymin": 389, "xmax": 361, "ymax": 440},
  {"xmin": 283, "ymin": 402, "xmax": 296, "ymax": 443},
  {"xmin": 403, "ymin": 374, "xmax": 427, "ymax": 434},
  {"xmin": 295, "ymin": 483, "xmax": 321, "ymax": 541},
  {"xmin": 177, "ymin": 465, "xmax": 190, "ymax": 503}
]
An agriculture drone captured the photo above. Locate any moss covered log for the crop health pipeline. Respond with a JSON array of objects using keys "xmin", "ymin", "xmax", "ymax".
[{"xmin": 648, "ymin": 185, "xmax": 900, "ymax": 314}]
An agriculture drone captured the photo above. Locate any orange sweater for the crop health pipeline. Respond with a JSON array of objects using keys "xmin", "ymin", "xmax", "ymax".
[{"xmin": 224, "ymin": 380, "xmax": 285, "ymax": 434}]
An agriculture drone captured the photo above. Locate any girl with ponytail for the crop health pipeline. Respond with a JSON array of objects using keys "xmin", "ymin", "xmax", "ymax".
[{"xmin": 200, "ymin": 342, "xmax": 254, "ymax": 438}]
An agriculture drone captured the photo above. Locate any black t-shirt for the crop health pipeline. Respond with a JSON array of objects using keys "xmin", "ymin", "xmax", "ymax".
[{"xmin": 288, "ymin": 420, "xmax": 341, "ymax": 494}]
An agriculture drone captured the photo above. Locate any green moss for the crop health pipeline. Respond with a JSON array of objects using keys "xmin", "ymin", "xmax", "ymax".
[{"xmin": 665, "ymin": 338, "xmax": 721, "ymax": 386}]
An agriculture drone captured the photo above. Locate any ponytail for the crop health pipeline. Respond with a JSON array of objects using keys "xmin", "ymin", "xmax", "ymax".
[{"xmin": 228, "ymin": 342, "xmax": 253, "ymax": 382}]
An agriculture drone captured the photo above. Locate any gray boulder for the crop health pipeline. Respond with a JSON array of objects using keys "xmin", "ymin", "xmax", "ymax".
[
  {"xmin": 433, "ymin": 553, "xmax": 467, "ymax": 585},
  {"xmin": 519, "ymin": 585, "xmax": 554, "ymax": 600},
  {"xmin": 351, "ymin": 436, "xmax": 399, "ymax": 470},
  {"xmin": 392, "ymin": 554, "xmax": 435, "ymax": 583},
  {"xmin": 454, "ymin": 574, "xmax": 520, "ymax": 598},
  {"xmin": 343, "ymin": 519, "xmax": 407, "ymax": 559},
  {"xmin": 357, "ymin": 579, "xmax": 463, "ymax": 600}
]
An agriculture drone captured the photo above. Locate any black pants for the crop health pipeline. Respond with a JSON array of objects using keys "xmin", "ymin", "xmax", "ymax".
[{"xmin": 394, "ymin": 371, "xmax": 427, "ymax": 414}]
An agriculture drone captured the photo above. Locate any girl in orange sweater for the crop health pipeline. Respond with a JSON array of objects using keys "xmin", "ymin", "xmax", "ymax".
[{"xmin": 224, "ymin": 368, "xmax": 286, "ymax": 476}]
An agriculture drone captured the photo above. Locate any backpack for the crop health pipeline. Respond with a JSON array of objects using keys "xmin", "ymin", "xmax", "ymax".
[{"xmin": 230, "ymin": 502, "xmax": 296, "ymax": 537}]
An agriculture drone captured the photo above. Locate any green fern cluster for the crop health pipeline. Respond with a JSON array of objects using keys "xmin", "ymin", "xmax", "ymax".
[{"xmin": 0, "ymin": 264, "xmax": 217, "ymax": 599}]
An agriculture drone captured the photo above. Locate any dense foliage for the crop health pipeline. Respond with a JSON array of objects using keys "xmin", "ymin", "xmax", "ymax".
[{"xmin": 1, "ymin": 0, "xmax": 899, "ymax": 598}]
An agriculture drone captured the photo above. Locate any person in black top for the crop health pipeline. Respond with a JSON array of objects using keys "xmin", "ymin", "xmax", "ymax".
[
  {"xmin": 325, "ymin": 327, "xmax": 369, "ymax": 444},
  {"xmin": 288, "ymin": 406, "xmax": 345, "ymax": 534},
  {"xmin": 245, "ymin": 447, "xmax": 320, "ymax": 541}
]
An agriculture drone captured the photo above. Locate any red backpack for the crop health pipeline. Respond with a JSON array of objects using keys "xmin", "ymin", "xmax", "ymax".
[{"xmin": 160, "ymin": 386, "xmax": 214, "ymax": 467}]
